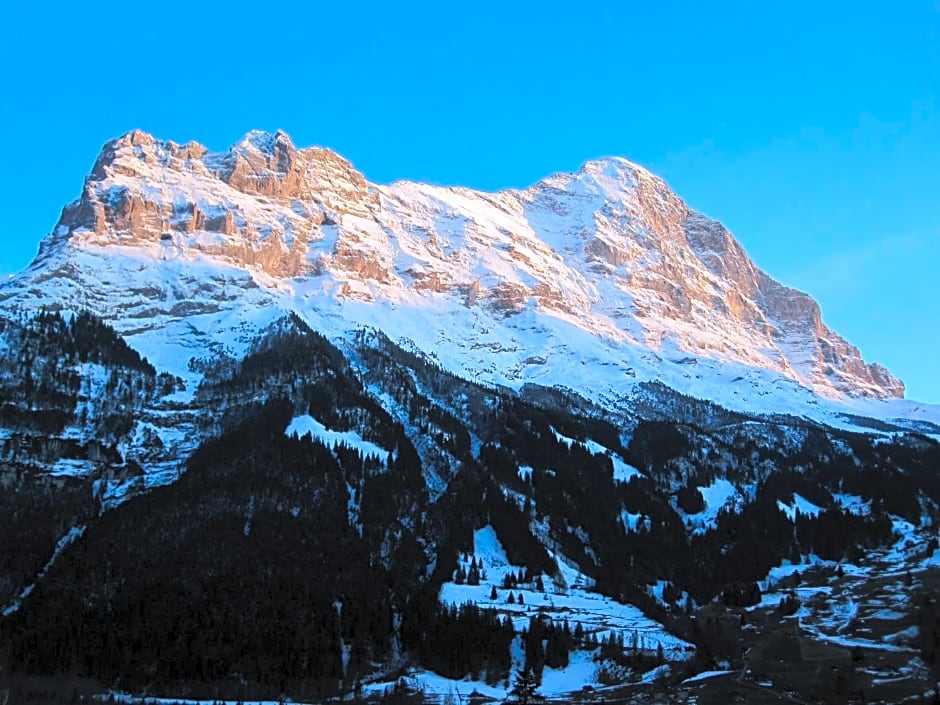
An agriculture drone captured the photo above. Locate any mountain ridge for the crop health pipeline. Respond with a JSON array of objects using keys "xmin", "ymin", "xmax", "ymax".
[{"xmin": 0, "ymin": 129, "xmax": 913, "ymax": 421}]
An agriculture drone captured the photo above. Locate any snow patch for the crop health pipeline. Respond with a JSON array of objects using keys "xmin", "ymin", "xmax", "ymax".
[
  {"xmin": 683, "ymin": 477, "xmax": 740, "ymax": 534},
  {"xmin": 286, "ymin": 414, "xmax": 391, "ymax": 462},
  {"xmin": 682, "ymin": 669, "xmax": 734, "ymax": 683},
  {"xmin": 777, "ymin": 493, "xmax": 824, "ymax": 522},
  {"xmin": 551, "ymin": 427, "xmax": 641, "ymax": 482},
  {"xmin": 3, "ymin": 525, "xmax": 85, "ymax": 617},
  {"xmin": 833, "ymin": 493, "xmax": 872, "ymax": 516}
]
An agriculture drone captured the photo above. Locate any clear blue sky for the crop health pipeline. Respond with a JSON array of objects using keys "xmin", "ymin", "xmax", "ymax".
[{"xmin": 2, "ymin": 1, "xmax": 937, "ymax": 401}]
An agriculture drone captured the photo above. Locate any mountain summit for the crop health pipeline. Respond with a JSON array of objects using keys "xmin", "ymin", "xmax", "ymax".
[{"xmin": 3, "ymin": 129, "xmax": 904, "ymax": 411}]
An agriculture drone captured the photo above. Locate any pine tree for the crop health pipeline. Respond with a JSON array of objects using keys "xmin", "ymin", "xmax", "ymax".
[
  {"xmin": 573, "ymin": 622, "xmax": 584, "ymax": 647},
  {"xmin": 524, "ymin": 617, "xmax": 546, "ymax": 678},
  {"xmin": 506, "ymin": 668, "xmax": 544, "ymax": 705},
  {"xmin": 468, "ymin": 562, "xmax": 481, "ymax": 585}
]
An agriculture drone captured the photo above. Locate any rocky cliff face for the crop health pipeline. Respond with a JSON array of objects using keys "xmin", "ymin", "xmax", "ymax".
[{"xmin": 3, "ymin": 129, "xmax": 905, "ymax": 411}]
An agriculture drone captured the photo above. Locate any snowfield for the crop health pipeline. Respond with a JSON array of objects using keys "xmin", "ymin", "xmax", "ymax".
[
  {"xmin": 285, "ymin": 414, "xmax": 392, "ymax": 462},
  {"xmin": 777, "ymin": 493, "xmax": 824, "ymax": 522}
]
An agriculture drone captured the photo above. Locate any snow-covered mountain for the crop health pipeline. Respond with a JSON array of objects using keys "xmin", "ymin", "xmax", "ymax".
[
  {"xmin": 2, "ymin": 130, "xmax": 939, "ymax": 703},
  {"xmin": 3, "ymin": 128, "xmax": 929, "ymax": 431}
]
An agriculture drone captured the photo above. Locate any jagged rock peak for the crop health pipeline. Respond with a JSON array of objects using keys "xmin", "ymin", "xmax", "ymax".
[
  {"xmin": 30, "ymin": 129, "xmax": 391, "ymax": 283},
  {"xmin": 234, "ymin": 128, "xmax": 293, "ymax": 155},
  {"xmin": 85, "ymin": 129, "xmax": 360, "ymax": 187}
]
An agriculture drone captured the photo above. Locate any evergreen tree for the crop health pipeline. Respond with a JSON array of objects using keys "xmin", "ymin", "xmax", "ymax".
[
  {"xmin": 505, "ymin": 668, "xmax": 544, "ymax": 705},
  {"xmin": 468, "ymin": 562, "xmax": 481, "ymax": 586},
  {"xmin": 524, "ymin": 617, "xmax": 545, "ymax": 679},
  {"xmin": 544, "ymin": 621, "xmax": 570, "ymax": 669}
]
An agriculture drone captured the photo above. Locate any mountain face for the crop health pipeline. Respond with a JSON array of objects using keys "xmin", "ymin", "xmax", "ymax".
[
  {"xmin": 2, "ymin": 129, "xmax": 905, "ymax": 414},
  {"xmin": 1, "ymin": 131, "xmax": 938, "ymax": 703}
]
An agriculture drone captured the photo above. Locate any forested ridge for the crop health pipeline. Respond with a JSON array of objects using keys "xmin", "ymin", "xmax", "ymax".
[{"xmin": 0, "ymin": 312, "xmax": 938, "ymax": 701}]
